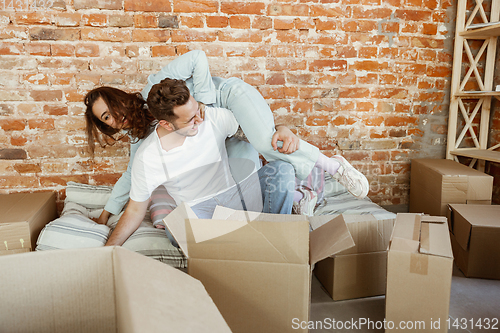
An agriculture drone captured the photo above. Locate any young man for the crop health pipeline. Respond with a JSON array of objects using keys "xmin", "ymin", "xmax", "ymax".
[{"xmin": 105, "ymin": 78, "xmax": 296, "ymax": 246}]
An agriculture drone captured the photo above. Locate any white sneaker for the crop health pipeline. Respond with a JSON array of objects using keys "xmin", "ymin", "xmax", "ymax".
[
  {"xmin": 331, "ymin": 155, "xmax": 369, "ymax": 199},
  {"xmin": 292, "ymin": 188, "xmax": 318, "ymax": 216}
]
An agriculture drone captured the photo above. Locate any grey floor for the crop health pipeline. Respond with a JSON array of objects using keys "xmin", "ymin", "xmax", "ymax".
[{"xmin": 310, "ymin": 204, "xmax": 500, "ymax": 333}]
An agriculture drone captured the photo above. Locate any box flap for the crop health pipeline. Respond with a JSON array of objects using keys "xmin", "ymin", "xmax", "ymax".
[
  {"xmin": 188, "ymin": 219, "xmax": 310, "ymax": 265},
  {"xmin": 419, "ymin": 217, "xmax": 453, "ymax": 258},
  {"xmin": 389, "ymin": 213, "xmax": 453, "ymax": 259},
  {"xmin": 162, "ymin": 203, "xmax": 200, "ymax": 258},
  {"xmin": 339, "ymin": 215, "xmax": 395, "ymax": 254},
  {"xmin": 113, "ymin": 247, "xmax": 231, "ymax": 332},
  {"xmin": 309, "ymin": 215, "xmax": 355, "ymax": 265},
  {"xmin": 449, "ymin": 204, "xmax": 500, "ymax": 252},
  {"xmin": 0, "ymin": 192, "xmax": 54, "ymax": 224},
  {"xmin": 449, "ymin": 204, "xmax": 500, "ymax": 228}
]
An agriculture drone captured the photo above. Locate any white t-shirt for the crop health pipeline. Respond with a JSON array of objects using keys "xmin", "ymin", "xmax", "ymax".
[{"xmin": 130, "ymin": 106, "xmax": 239, "ymax": 206}]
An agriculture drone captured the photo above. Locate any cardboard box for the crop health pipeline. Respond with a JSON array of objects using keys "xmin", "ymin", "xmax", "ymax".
[
  {"xmin": 0, "ymin": 246, "xmax": 231, "ymax": 333},
  {"xmin": 314, "ymin": 215, "xmax": 395, "ymax": 300},
  {"xmin": 163, "ymin": 204, "xmax": 355, "ymax": 333},
  {"xmin": 0, "ymin": 191, "xmax": 58, "ymax": 254},
  {"xmin": 385, "ymin": 213, "xmax": 453, "ymax": 332},
  {"xmin": 447, "ymin": 204, "xmax": 500, "ymax": 279},
  {"xmin": 409, "ymin": 159, "xmax": 493, "ymax": 216}
]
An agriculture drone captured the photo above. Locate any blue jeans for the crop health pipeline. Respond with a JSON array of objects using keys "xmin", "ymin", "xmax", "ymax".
[{"xmin": 191, "ymin": 161, "xmax": 295, "ymax": 219}]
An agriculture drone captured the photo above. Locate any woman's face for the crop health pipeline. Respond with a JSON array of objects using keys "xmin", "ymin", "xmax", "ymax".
[{"xmin": 92, "ymin": 97, "xmax": 128, "ymax": 130}]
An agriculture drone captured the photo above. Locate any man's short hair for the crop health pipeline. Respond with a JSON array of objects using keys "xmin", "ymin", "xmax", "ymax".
[{"xmin": 147, "ymin": 78, "xmax": 191, "ymax": 121}]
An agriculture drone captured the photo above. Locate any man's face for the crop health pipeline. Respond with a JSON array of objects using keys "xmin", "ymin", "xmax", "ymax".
[{"xmin": 170, "ymin": 95, "xmax": 203, "ymax": 137}]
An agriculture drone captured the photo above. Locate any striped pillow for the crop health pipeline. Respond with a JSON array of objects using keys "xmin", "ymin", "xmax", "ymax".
[{"xmin": 36, "ymin": 214, "xmax": 110, "ymax": 251}]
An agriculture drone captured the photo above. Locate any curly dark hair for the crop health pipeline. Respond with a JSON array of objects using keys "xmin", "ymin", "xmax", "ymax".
[
  {"xmin": 84, "ymin": 86, "xmax": 155, "ymax": 155},
  {"xmin": 146, "ymin": 78, "xmax": 191, "ymax": 121}
]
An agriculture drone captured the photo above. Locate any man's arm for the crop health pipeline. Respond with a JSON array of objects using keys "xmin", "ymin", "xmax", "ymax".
[{"xmin": 105, "ymin": 198, "xmax": 149, "ymax": 246}]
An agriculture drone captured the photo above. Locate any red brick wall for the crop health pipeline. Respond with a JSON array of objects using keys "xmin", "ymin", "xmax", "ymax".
[{"xmin": 0, "ymin": 0, "xmax": 459, "ymax": 207}]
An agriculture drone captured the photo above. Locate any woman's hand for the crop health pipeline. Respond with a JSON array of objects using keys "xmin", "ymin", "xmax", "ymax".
[
  {"xmin": 96, "ymin": 209, "xmax": 111, "ymax": 225},
  {"xmin": 271, "ymin": 125, "xmax": 300, "ymax": 154}
]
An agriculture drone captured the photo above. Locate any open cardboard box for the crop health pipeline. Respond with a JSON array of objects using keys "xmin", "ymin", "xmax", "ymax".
[
  {"xmin": 163, "ymin": 204, "xmax": 355, "ymax": 333},
  {"xmin": 409, "ymin": 159, "xmax": 493, "ymax": 216},
  {"xmin": 0, "ymin": 191, "xmax": 58, "ymax": 255},
  {"xmin": 314, "ymin": 215, "xmax": 395, "ymax": 300},
  {"xmin": 386, "ymin": 213, "xmax": 453, "ymax": 332},
  {"xmin": 447, "ymin": 204, "xmax": 500, "ymax": 279},
  {"xmin": 0, "ymin": 246, "xmax": 230, "ymax": 333}
]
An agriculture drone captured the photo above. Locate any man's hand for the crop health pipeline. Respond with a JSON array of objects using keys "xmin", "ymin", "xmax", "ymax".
[
  {"xmin": 271, "ymin": 125, "xmax": 300, "ymax": 154},
  {"xmin": 105, "ymin": 199, "xmax": 149, "ymax": 246},
  {"xmin": 96, "ymin": 209, "xmax": 111, "ymax": 225}
]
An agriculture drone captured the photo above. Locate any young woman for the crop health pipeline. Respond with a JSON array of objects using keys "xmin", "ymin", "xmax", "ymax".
[{"xmin": 85, "ymin": 50, "xmax": 369, "ymax": 224}]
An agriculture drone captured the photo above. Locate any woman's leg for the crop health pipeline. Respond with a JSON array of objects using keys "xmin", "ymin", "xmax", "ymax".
[
  {"xmin": 218, "ymin": 77, "xmax": 369, "ymax": 199},
  {"xmin": 218, "ymin": 77, "xmax": 319, "ymax": 180}
]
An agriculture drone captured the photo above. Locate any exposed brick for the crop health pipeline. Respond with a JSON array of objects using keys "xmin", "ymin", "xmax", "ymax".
[
  {"xmin": 181, "ymin": 16, "xmax": 204, "ymax": 28},
  {"xmin": 44, "ymin": 105, "xmax": 68, "ymax": 116},
  {"xmin": 28, "ymin": 119, "xmax": 55, "ymax": 130},
  {"xmin": 173, "ymin": 0, "xmax": 217, "ymax": 13},
  {"xmin": 30, "ymin": 90, "xmax": 63, "ymax": 102},
  {"xmin": 295, "ymin": 18, "xmax": 314, "ymax": 30},
  {"xmin": 0, "ymin": 176, "xmax": 37, "ymax": 188},
  {"xmin": 11, "ymin": 134, "xmax": 28, "ymax": 146},
  {"xmin": 229, "ymin": 16, "xmax": 251, "ymax": 29},
  {"xmin": 0, "ymin": 119, "xmax": 25, "ymax": 131},
  {"xmin": 82, "ymin": 14, "xmax": 108, "ymax": 27},
  {"xmin": 14, "ymin": 12, "xmax": 52, "ymax": 25},
  {"xmin": 274, "ymin": 18, "xmax": 294, "ymax": 30},
  {"xmin": 310, "ymin": 60, "xmax": 347, "ymax": 72},
  {"xmin": 40, "ymin": 175, "xmax": 89, "ymax": 186},
  {"xmin": 252, "ymin": 16, "xmax": 272, "ymax": 30},
  {"xmin": 0, "ymin": 42, "xmax": 24, "ymax": 55},
  {"xmin": 26, "ymin": 43, "xmax": 51, "ymax": 56},
  {"xmin": 152, "ymin": 45, "xmax": 177, "ymax": 57},
  {"xmin": 207, "ymin": 16, "xmax": 228, "ymax": 28},
  {"xmin": 23, "ymin": 73, "xmax": 49, "ymax": 85},
  {"xmin": 76, "ymin": 43, "xmax": 100, "ymax": 57},
  {"xmin": 221, "ymin": 2, "xmax": 265, "ymax": 15},
  {"xmin": 134, "ymin": 14, "xmax": 158, "ymax": 28},
  {"xmin": 51, "ymin": 44, "xmax": 75, "ymax": 57},
  {"xmin": 267, "ymin": 58, "xmax": 307, "ymax": 71},
  {"xmin": 159, "ymin": 15, "xmax": 179, "ymax": 28},
  {"xmin": 74, "ymin": 0, "xmax": 122, "ymax": 10},
  {"xmin": 218, "ymin": 31, "xmax": 260, "ymax": 43},
  {"xmin": 55, "ymin": 13, "xmax": 82, "ymax": 27},
  {"xmin": 13, "ymin": 163, "xmax": 42, "ymax": 174},
  {"xmin": 132, "ymin": 29, "xmax": 170, "ymax": 42},
  {"xmin": 30, "ymin": 27, "xmax": 80, "ymax": 41},
  {"xmin": 82, "ymin": 28, "xmax": 131, "ymax": 42},
  {"xmin": 394, "ymin": 9, "xmax": 432, "ymax": 21},
  {"xmin": 268, "ymin": 4, "xmax": 309, "ymax": 16},
  {"xmin": 109, "ymin": 14, "xmax": 134, "ymax": 27},
  {"xmin": 50, "ymin": 73, "xmax": 75, "ymax": 85}
]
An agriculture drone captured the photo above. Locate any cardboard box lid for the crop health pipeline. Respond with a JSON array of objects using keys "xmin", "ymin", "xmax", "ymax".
[
  {"xmin": 389, "ymin": 213, "xmax": 453, "ymax": 259},
  {"xmin": 449, "ymin": 204, "xmax": 500, "ymax": 251},
  {"xmin": 0, "ymin": 246, "xmax": 230, "ymax": 333},
  {"xmin": 163, "ymin": 204, "xmax": 354, "ymax": 266},
  {"xmin": 0, "ymin": 192, "xmax": 55, "ymax": 224}
]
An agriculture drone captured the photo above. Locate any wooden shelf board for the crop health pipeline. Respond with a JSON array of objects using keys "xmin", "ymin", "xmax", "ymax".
[
  {"xmin": 454, "ymin": 91, "xmax": 500, "ymax": 98},
  {"xmin": 450, "ymin": 148, "xmax": 500, "ymax": 163},
  {"xmin": 461, "ymin": 22, "xmax": 500, "ymax": 38}
]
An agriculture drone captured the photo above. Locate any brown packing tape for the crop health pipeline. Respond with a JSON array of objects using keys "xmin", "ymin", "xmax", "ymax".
[
  {"xmin": 410, "ymin": 253, "xmax": 428, "ymax": 275},
  {"xmin": 420, "ymin": 222, "xmax": 430, "ymax": 253},
  {"xmin": 412, "ymin": 214, "xmax": 420, "ymax": 241}
]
